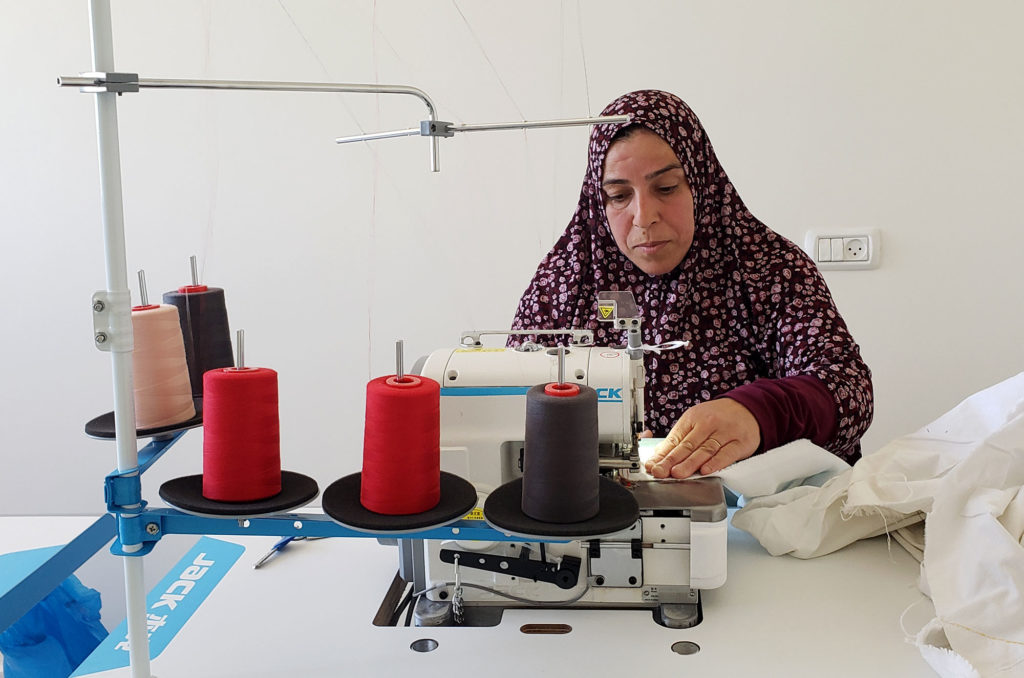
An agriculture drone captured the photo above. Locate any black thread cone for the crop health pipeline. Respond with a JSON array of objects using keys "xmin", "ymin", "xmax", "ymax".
[
  {"xmin": 162, "ymin": 287, "xmax": 234, "ymax": 397},
  {"xmin": 521, "ymin": 383, "xmax": 599, "ymax": 523}
]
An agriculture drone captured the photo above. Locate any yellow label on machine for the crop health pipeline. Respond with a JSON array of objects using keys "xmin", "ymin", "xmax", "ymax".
[
  {"xmin": 598, "ymin": 305, "xmax": 614, "ymax": 319},
  {"xmin": 462, "ymin": 507, "xmax": 485, "ymax": 521}
]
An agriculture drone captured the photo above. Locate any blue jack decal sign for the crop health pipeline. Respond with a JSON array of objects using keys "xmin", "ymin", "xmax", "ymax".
[
  {"xmin": 596, "ymin": 387, "xmax": 623, "ymax": 403},
  {"xmin": 73, "ymin": 537, "xmax": 244, "ymax": 676}
]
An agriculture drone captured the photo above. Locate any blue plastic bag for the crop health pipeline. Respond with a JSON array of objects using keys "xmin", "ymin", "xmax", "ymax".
[{"xmin": 0, "ymin": 575, "xmax": 107, "ymax": 678}]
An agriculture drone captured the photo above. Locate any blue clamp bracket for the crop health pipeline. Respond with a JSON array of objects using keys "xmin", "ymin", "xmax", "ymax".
[
  {"xmin": 109, "ymin": 515, "xmax": 161, "ymax": 557},
  {"xmin": 102, "ymin": 432, "xmax": 187, "ymax": 557},
  {"xmin": 104, "ymin": 469, "xmax": 161, "ymax": 557},
  {"xmin": 104, "ymin": 468, "xmax": 145, "ymax": 515}
]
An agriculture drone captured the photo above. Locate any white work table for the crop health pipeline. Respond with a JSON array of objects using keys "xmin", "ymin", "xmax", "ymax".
[{"xmin": 0, "ymin": 512, "xmax": 936, "ymax": 678}]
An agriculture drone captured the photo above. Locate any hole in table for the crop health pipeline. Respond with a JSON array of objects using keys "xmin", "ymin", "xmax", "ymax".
[
  {"xmin": 520, "ymin": 624, "xmax": 572, "ymax": 635},
  {"xmin": 410, "ymin": 638, "xmax": 439, "ymax": 653}
]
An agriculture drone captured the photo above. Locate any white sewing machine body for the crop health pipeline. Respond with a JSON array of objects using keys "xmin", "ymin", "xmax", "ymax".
[
  {"xmin": 422, "ymin": 343, "xmax": 644, "ymax": 491},
  {"xmin": 398, "ymin": 337, "xmax": 728, "ymax": 629}
]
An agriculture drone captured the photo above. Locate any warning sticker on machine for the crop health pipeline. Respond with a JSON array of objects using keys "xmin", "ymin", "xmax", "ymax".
[
  {"xmin": 462, "ymin": 507, "xmax": 485, "ymax": 521},
  {"xmin": 598, "ymin": 305, "xmax": 614, "ymax": 319}
]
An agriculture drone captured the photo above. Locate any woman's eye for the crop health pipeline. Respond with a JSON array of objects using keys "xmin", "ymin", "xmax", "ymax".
[
  {"xmin": 657, "ymin": 185, "xmax": 678, "ymax": 195},
  {"xmin": 605, "ymin": 193, "xmax": 629, "ymax": 204}
]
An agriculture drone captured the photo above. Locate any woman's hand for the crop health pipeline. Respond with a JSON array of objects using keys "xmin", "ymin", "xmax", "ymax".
[{"xmin": 644, "ymin": 398, "xmax": 761, "ymax": 478}]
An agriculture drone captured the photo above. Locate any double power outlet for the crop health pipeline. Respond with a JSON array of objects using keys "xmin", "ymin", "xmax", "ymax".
[{"xmin": 804, "ymin": 228, "xmax": 880, "ymax": 270}]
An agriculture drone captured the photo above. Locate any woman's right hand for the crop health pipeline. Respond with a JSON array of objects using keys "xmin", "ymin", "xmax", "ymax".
[{"xmin": 644, "ymin": 398, "xmax": 760, "ymax": 478}]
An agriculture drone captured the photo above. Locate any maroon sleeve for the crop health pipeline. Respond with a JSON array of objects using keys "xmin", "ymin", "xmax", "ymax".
[
  {"xmin": 737, "ymin": 234, "xmax": 873, "ymax": 463},
  {"xmin": 720, "ymin": 375, "xmax": 839, "ymax": 456}
]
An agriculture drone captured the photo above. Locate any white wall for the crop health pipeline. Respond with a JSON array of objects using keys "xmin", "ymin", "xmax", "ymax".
[{"xmin": 2, "ymin": 0, "xmax": 1022, "ymax": 515}]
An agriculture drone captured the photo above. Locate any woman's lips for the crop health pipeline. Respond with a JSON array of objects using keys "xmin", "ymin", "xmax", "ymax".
[{"xmin": 632, "ymin": 240, "xmax": 668, "ymax": 254}]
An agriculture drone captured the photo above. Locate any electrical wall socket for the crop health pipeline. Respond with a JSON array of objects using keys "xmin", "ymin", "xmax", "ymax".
[
  {"xmin": 843, "ymin": 237, "xmax": 868, "ymax": 261},
  {"xmin": 804, "ymin": 229, "xmax": 880, "ymax": 270}
]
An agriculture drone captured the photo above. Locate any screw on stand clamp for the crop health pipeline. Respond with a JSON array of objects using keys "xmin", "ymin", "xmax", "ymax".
[{"xmin": 92, "ymin": 290, "xmax": 133, "ymax": 353}]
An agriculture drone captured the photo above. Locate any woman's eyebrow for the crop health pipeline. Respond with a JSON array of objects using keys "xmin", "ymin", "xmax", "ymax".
[
  {"xmin": 645, "ymin": 163, "xmax": 684, "ymax": 181},
  {"xmin": 602, "ymin": 163, "xmax": 684, "ymax": 187}
]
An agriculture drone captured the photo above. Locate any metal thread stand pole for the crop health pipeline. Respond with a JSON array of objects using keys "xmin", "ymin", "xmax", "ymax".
[
  {"xmin": 88, "ymin": 0, "xmax": 151, "ymax": 676},
  {"xmin": 65, "ymin": 9, "xmax": 632, "ymax": 675}
]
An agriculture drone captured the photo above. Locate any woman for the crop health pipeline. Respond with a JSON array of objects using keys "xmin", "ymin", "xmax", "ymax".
[{"xmin": 509, "ymin": 90, "xmax": 872, "ymax": 479}]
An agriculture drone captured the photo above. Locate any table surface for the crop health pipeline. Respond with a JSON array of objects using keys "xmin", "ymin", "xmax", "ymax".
[{"xmin": 1, "ymin": 514, "xmax": 937, "ymax": 678}]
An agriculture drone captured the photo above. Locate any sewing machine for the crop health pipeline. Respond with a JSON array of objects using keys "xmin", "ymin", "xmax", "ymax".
[{"xmin": 395, "ymin": 293, "xmax": 728, "ymax": 629}]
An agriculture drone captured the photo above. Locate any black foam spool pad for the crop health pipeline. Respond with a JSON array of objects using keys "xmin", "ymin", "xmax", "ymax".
[
  {"xmin": 322, "ymin": 472, "xmax": 478, "ymax": 532},
  {"xmin": 159, "ymin": 470, "xmax": 319, "ymax": 517},
  {"xmin": 484, "ymin": 477, "xmax": 639, "ymax": 538},
  {"xmin": 85, "ymin": 398, "xmax": 204, "ymax": 439}
]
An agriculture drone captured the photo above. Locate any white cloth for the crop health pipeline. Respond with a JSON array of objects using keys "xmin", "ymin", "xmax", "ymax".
[
  {"xmin": 636, "ymin": 437, "xmax": 850, "ymax": 499},
  {"xmin": 731, "ymin": 371, "xmax": 1024, "ymax": 677}
]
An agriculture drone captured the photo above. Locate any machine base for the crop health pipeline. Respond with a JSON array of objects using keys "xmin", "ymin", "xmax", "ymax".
[{"xmin": 407, "ymin": 594, "xmax": 702, "ymax": 629}]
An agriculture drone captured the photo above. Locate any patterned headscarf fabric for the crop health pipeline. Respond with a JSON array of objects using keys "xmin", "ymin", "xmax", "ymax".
[{"xmin": 509, "ymin": 90, "xmax": 872, "ymax": 459}]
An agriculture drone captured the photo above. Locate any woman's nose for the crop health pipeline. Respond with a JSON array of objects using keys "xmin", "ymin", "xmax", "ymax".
[{"xmin": 633, "ymin": 194, "xmax": 657, "ymax": 229}]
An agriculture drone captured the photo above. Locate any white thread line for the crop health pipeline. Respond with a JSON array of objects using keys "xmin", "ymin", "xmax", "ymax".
[
  {"xmin": 451, "ymin": 0, "xmax": 526, "ymax": 120},
  {"xmin": 839, "ymin": 501, "xmax": 896, "ymax": 562},
  {"xmin": 276, "ymin": 0, "xmax": 368, "ymax": 136},
  {"xmin": 368, "ymin": 0, "xmax": 379, "ymax": 380},
  {"xmin": 940, "ymin": 618, "xmax": 1024, "ymax": 647},
  {"xmin": 898, "ymin": 595, "xmax": 931, "ymax": 640},
  {"xmin": 576, "ymin": 0, "xmax": 592, "ymax": 117}
]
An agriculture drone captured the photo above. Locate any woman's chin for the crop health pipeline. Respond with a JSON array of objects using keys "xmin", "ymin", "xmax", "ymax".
[{"xmin": 631, "ymin": 256, "xmax": 683, "ymax": 277}]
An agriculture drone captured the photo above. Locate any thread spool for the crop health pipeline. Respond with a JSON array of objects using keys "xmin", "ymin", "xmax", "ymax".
[
  {"xmin": 201, "ymin": 365, "xmax": 281, "ymax": 502},
  {"xmin": 360, "ymin": 374, "xmax": 441, "ymax": 515},
  {"xmin": 521, "ymin": 382, "xmax": 600, "ymax": 523},
  {"xmin": 131, "ymin": 304, "xmax": 196, "ymax": 429},
  {"xmin": 162, "ymin": 260, "xmax": 233, "ymax": 397}
]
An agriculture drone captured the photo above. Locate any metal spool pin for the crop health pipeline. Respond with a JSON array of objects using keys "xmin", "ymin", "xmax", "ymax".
[
  {"xmin": 557, "ymin": 346, "xmax": 566, "ymax": 386},
  {"xmin": 190, "ymin": 255, "xmax": 199, "ymax": 286},
  {"xmin": 235, "ymin": 329, "xmax": 245, "ymax": 369},
  {"xmin": 396, "ymin": 339, "xmax": 406, "ymax": 381},
  {"xmin": 137, "ymin": 270, "xmax": 148, "ymax": 306}
]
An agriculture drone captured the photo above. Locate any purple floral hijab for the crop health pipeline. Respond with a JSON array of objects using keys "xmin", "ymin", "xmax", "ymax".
[{"xmin": 510, "ymin": 90, "xmax": 872, "ymax": 458}]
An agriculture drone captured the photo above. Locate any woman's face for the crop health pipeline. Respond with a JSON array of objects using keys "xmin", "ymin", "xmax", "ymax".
[{"xmin": 601, "ymin": 129, "xmax": 695, "ymax": 276}]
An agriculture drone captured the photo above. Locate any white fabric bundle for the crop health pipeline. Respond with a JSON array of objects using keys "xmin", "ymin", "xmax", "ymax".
[{"xmin": 731, "ymin": 372, "xmax": 1024, "ymax": 677}]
